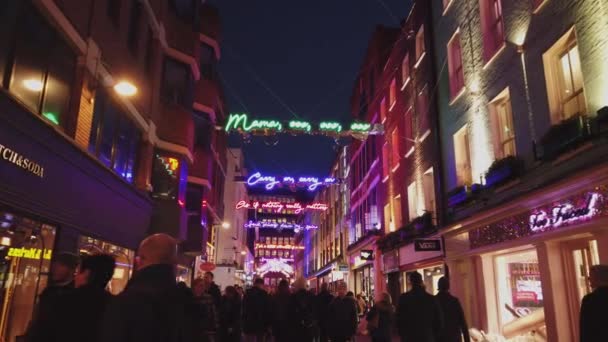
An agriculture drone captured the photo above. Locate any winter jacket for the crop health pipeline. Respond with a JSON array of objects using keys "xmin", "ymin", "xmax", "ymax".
[
  {"xmin": 272, "ymin": 291, "xmax": 292, "ymax": 342},
  {"xmin": 289, "ymin": 289, "xmax": 317, "ymax": 342},
  {"xmin": 25, "ymin": 282, "xmax": 75, "ymax": 342},
  {"xmin": 99, "ymin": 264, "xmax": 198, "ymax": 342},
  {"xmin": 580, "ymin": 286, "xmax": 608, "ymax": 342},
  {"xmin": 396, "ymin": 286, "xmax": 443, "ymax": 342},
  {"xmin": 242, "ymin": 286, "xmax": 271, "ymax": 335},
  {"xmin": 367, "ymin": 300, "xmax": 395, "ymax": 342},
  {"xmin": 436, "ymin": 291, "xmax": 470, "ymax": 342},
  {"xmin": 219, "ymin": 295, "xmax": 242, "ymax": 342},
  {"xmin": 316, "ymin": 290, "xmax": 334, "ymax": 331},
  {"xmin": 194, "ymin": 292, "xmax": 218, "ymax": 336},
  {"xmin": 327, "ymin": 296, "xmax": 358, "ymax": 340},
  {"xmin": 206, "ymin": 282, "xmax": 222, "ymax": 308}
]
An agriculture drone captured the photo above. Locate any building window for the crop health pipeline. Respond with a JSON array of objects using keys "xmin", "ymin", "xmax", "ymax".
[
  {"xmin": 200, "ymin": 43, "xmax": 217, "ymax": 80},
  {"xmin": 380, "ymin": 97, "xmax": 387, "ymax": 123},
  {"xmin": 88, "ymin": 88, "xmax": 140, "ymax": 183},
  {"xmin": 407, "ymin": 182, "xmax": 419, "ymax": 221},
  {"xmin": 107, "ymin": 0, "xmax": 121, "ymax": 27},
  {"xmin": 417, "ymin": 86, "xmax": 430, "ymax": 136},
  {"xmin": 5, "ymin": 4, "xmax": 76, "ymax": 129},
  {"xmin": 415, "ymin": 26, "xmax": 426, "ymax": 64},
  {"xmin": 447, "ymin": 30, "xmax": 465, "ymax": 99},
  {"xmin": 389, "ymin": 78, "xmax": 397, "ymax": 109},
  {"xmin": 402, "ymin": 53, "xmax": 410, "ymax": 87},
  {"xmin": 454, "ymin": 125, "xmax": 472, "ymax": 185},
  {"xmin": 422, "ymin": 168, "xmax": 436, "ymax": 218},
  {"xmin": 384, "ymin": 203, "xmax": 392, "ymax": 233},
  {"xmin": 161, "ymin": 57, "xmax": 193, "ymax": 108},
  {"xmin": 382, "ymin": 143, "xmax": 390, "ymax": 179},
  {"xmin": 391, "ymin": 128, "xmax": 400, "ymax": 170},
  {"xmin": 490, "ymin": 88, "xmax": 516, "ymax": 159},
  {"xmin": 404, "ymin": 108, "xmax": 414, "ymax": 154},
  {"xmin": 393, "ymin": 196, "xmax": 402, "ymax": 230},
  {"xmin": 127, "ymin": 0, "xmax": 142, "ymax": 54},
  {"xmin": 480, "ymin": 0, "xmax": 505, "ymax": 62},
  {"xmin": 543, "ymin": 28, "xmax": 586, "ymax": 122}
]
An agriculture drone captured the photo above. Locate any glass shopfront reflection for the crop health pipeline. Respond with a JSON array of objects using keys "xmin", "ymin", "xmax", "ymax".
[
  {"xmin": 78, "ymin": 236, "xmax": 134, "ymax": 295},
  {"xmin": 0, "ymin": 210, "xmax": 56, "ymax": 342}
]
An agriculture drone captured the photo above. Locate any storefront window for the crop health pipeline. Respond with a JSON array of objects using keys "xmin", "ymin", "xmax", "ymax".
[
  {"xmin": 0, "ymin": 210, "xmax": 56, "ymax": 342},
  {"xmin": 495, "ymin": 250, "xmax": 546, "ymax": 339},
  {"xmin": 152, "ymin": 152, "xmax": 187, "ymax": 200},
  {"xmin": 78, "ymin": 236, "xmax": 134, "ymax": 295},
  {"xmin": 176, "ymin": 265, "xmax": 191, "ymax": 287},
  {"xmin": 404, "ymin": 265, "xmax": 445, "ymax": 295}
]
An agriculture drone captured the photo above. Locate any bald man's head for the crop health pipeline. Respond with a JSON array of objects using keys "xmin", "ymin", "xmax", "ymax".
[{"xmin": 137, "ymin": 234, "xmax": 178, "ymax": 270}]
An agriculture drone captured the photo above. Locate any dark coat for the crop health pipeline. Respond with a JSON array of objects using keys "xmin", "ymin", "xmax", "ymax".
[
  {"xmin": 580, "ymin": 286, "xmax": 608, "ymax": 342},
  {"xmin": 396, "ymin": 286, "xmax": 443, "ymax": 342},
  {"xmin": 99, "ymin": 264, "xmax": 198, "ymax": 342},
  {"xmin": 436, "ymin": 291, "xmax": 470, "ymax": 342},
  {"xmin": 219, "ymin": 295, "xmax": 242, "ymax": 342},
  {"xmin": 316, "ymin": 290, "xmax": 334, "ymax": 330},
  {"xmin": 207, "ymin": 282, "xmax": 222, "ymax": 308},
  {"xmin": 272, "ymin": 291, "xmax": 293, "ymax": 342},
  {"xmin": 367, "ymin": 300, "xmax": 395, "ymax": 342},
  {"xmin": 194, "ymin": 292, "xmax": 218, "ymax": 335},
  {"xmin": 289, "ymin": 289, "xmax": 317, "ymax": 342},
  {"xmin": 25, "ymin": 282, "xmax": 75, "ymax": 342},
  {"xmin": 327, "ymin": 296, "xmax": 358, "ymax": 340},
  {"xmin": 242, "ymin": 286, "xmax": 271, "ymax": 334}
]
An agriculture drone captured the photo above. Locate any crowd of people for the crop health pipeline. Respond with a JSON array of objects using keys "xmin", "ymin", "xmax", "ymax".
[{"xmin": 20, "ymin": 232, "xmax": 608, "ymax": 342}]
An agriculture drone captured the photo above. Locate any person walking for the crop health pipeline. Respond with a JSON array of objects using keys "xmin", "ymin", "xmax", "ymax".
[
  {"xmin": 316, "ymin": 283, "xmax": 334, "ymax": 342},
  {"xmin": 366, "ymin": 292, "xmax": 395, "ymax": 342},
  {"xmin": 219, "ymin": 286, "xmax": 242, "ymax": 342},
  {"xmin": 396, "ymin": 272, "xmax": 443, "ymax": 342},
  {"xmin": 100, "ymin": 234, "xmax": 197, "ymax": 342},
  {"xmin": 271, "ymin": 279, "xmax": 292, "ymax": 342},
  {"xmin": 356, "ymin": 293, "xmax": 369, "ymax": 319},
  {"xmin": 290, "ymin": 278, "xmax": 317, "ymax": 342},
  {"xmin": 203, "ymin": 271, "xmax": 222, "ymax": 308},
  {"xmin": 25, "ymin": 252, "xmax": 79, "ymax": 341},
  {"xmin": 435, "ymin": 277, "xmax": 470, "ymax": 342},
  {"xmin": 327, "ymin": 282, "xmax": 358, "ymax": 342},
  {"xmin": 580, "ymin": 265, "xmax": 608, "ymax": 342},
  {"xmin": 242, "ymin": 278, "xmax": 271, "ymax": 342},
  {"xmin": 192, "ymin": 277, "xmax": 219, "ymax": 341}
]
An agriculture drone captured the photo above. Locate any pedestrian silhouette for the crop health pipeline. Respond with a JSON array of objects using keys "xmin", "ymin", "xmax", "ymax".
[
  {"xmin": 396, "ymin": 271, "xmax": 443, "ymax": 342},
  {"xmin": 580, "ymin": 264, "xmax": 608, "ymax": 342},
  {"xmin": 435, "ymin": 277, "xmax": 470, "ymax": 342}
]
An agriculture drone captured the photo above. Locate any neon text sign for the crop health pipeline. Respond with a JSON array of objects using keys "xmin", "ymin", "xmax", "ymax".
[
  {"xmin": 246, "ymin": 172, "xmax": 338, "ymax": 191},
  {"xmin": 235, "ymin": 200, "xmax": 329, "ymax": 214},
  {"xmin": 225, "ymin": 113, "xmax": 283, "ymax": 132},
  {"xmin": 225, "ymin": 113, "xmax": 377, "ymax": 135},
  {"xmin": 529, "ymin": 192, "xmax": 602, "ymax": 232},
  {"xmin": 244, "ymin": 220, "xmax": 318, "ymax": 230},
  {"xmin": 8, "ymin": 247, "xmax": 52, "ymax": 260}
]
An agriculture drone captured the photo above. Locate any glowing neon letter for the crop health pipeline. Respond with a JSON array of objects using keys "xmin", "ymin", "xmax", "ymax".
[
  {"xmin": 350, "ymin": 122, "xmax": 372, "ymax": 131},
  {"xmin": 225, "ymin": 113, "xmax": 250, "ymax": 132},
  {"xmin": 289, "ymin": 121, "xmax": 312, "ymax": 132},
  {"xmin": 319, "ymin": 122, "xmax": 343, "ymax": 132}
]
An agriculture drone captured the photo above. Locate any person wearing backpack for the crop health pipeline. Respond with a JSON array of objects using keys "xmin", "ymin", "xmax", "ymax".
[
  {"xmin": 290, "ymin": 278, "xmax": 317, "ymax": 342},
  {"xmin": 366, "ymin": 292, "xmax": 395, "ymax": 342},
  {"xmin": 327, "ymin": 282, "xmax": 358, "ymax": 342}
]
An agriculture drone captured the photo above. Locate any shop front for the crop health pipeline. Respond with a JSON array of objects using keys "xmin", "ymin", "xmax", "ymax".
[
  {"xmin": 399, "ymin": 238, "xmax": 445, "ymax": 295},
  {"xmin": 0, "ymin": 91, "xmax": 153, "ymax": 340},
  {"xmin": 444, "ymin": 173, "xmax": 608, "ymax": 341},
  {"xmin": 348, "ymin": 235, "xmax": 382, "ymax": 302}
]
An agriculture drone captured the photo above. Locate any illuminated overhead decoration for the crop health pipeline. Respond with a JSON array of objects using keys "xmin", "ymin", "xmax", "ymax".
[
  {"xmin": 246, "ymin": 172, "xmax": 338, "ymax": 191},
  {"xmin": 256, "ymin": 258, "xmax": 294, "ymax": 277},
  {"xmin": 244, "ymin": 220, "xmax": 318, "ymax": 230},
  {"xmin": 235, "ymin": 200, "xmax": 329, "ymax": 214},
  {"xmin": 224, "ymin": 113, "xmax": 383, "ymax": 138},
  {"xmin": 255, "ymin": 243, "xmax": 305, "ymax": 250}
]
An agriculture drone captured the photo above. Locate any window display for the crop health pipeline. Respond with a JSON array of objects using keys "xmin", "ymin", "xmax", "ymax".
[
  {"xmin": 404, "ymin": 265, "xmax": 445, "ymax": 295},
  {"xmin": 495, "ymin": 249, "xmax": 546, "ymax": 340},
  {"xmin": 78, "ymin": 236, "xmax": 134, "ymax": 295}
]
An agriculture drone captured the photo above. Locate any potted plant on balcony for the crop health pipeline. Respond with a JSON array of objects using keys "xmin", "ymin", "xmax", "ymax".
[
  {"xmin": 540, "ymin": 115, "xmax": 590, "ymax": 160},
  {"xmin": 485, "ymin": 156, "xmax": 525, "ymax": 188}
]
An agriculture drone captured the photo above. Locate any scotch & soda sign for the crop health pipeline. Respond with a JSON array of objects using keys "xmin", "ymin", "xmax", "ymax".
[{"xmin": 0, "ymin": 143, "xmax": 44, "ymax": 178}]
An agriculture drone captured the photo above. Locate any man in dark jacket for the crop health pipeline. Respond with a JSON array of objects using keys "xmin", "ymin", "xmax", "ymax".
[
  {"xmin": 435, "ymin": 277, "xmax": 470, "ymax": 342},
  {"xmin": 316, "ymin": 283, "xmax": 334, "ymax": 342},
  {"xmin": 100, "ymin": 234, "xmax": 197, "ymax": 342},
  {"xmin": 242, "ymin": 278, "xmax": 271, "ymax": 341},
  {"xmin": 290, "ymin": 278, "xmax": 317, "ymax": 342},
  {"xmin": 25, "ymin": 252, "xmax": 79, "ymax": 342},
  {"xmin": 580, "ymin": 265, "xmax": 608, "ymax": 342},
  {"xmin": 327, "ymin": 282, "xmax": 358, "ymax": 342},
  {"xmin": 203, "ymin": 271, "xmax": 222, "ymax": 308},
  {"xmin": 396, "ymin": 272, "xmax": 443, "ymax": 342}
]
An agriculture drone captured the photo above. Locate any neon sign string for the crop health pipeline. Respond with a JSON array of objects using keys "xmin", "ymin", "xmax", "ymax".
[
  {"xmin": 256, "ymin": 259, "xmax": 294, "ymax": 277},
  {"xmin": 255, "ymin": 243, "xmax": 305, "ymax": 250},
  {"xmin": 246, "ymin": 172, "xmax": 338, "ymax": 191},
  {"xmin": 244, "ymin": 221, "xmax": 318, "ymax": 230},
  {"xmin": 225, "ymin": 113, "xmax": 283, "ymax": 132},
  {"xmin": 529, "ymin": 192, "xmax": 602, "ymax": 232},
  {"xmin": 235, "ymin": 200, "xmax": 329, "ymax": 213}
]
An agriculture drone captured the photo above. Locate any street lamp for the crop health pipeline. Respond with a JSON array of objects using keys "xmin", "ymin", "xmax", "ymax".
[
  {"xmin": 221, "ymin": 222, "xmax": 230, "ymax": 229},
  {"xmin": 114, "ymin": 80, "xmax": 137, "ymax": 97}
]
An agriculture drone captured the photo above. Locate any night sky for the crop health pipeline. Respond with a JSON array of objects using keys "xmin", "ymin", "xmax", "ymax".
[{"xmin": 210, "ymin": 0, "xmax": 413, "ymax": 177}]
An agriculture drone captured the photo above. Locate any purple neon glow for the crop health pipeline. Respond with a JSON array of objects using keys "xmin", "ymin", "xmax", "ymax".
[
  {"xmin": 529, "ymin": 192, "xmax": 601, "ymax": 232},
  {"xmin": 246, "ymin": 172, "xmax": 338, "ymax": 191}
]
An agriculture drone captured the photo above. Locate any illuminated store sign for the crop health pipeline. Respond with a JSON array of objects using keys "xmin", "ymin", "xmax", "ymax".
[
  {"xmin": 246, "ymin": 172, "xmax": 338, "ymax": 191},
  {"xmin": 0, "ymin": 143, "xmax": 45, "ymax": 178},
  {"xmin": 235, "ymin": 200, "xmax": 329, "ymax": 214},
  {"xmin": 225, "ymin": 113, "xmax": 378, "ymax": 135},
  {"xmin": 244, "ymin": 221, "xmax": 318, "ymax": 230},
  {"xmin": 8, "ymin": 247, "xmax": 52, "ymax": 260},
  {"xmin": 529, "ymin": 192, "xmax": 601, "ymax": 232}
]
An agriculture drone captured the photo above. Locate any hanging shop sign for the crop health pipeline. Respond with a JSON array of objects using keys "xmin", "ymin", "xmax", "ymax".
[
  {"xmin": 0, "ymin": 143, "xmax": 45, "ymax": 178},
  {"xmin": 224, "ymin": 113, "xmax": 383, "ymax": 137},
  {"xmin": 244, "ymin": 220, "xmax": 318, "ymax": 230},
  {"xmin": 469, "ymin": 189, "xmax": 608, "ymax": 249},
  {"xmin": 360, "ymin": 249, "xmax": 374, "ymax": 260},
  {"xmin": 246, "ymin": 172, "xmax": 339, "ymax": 191},
  {"xmin": 235, "ymin": 200, "xmax": 329, "ymax": 214},
  {"xmin": 7, "ymin": 247, "xmax": 52, "ymax": 260},
  {"xmin": 414, "ymin": 239, "xmax": 442, "ymax": 252}
]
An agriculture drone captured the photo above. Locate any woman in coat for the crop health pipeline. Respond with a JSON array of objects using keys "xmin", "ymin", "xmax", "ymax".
[{"xmin": 366, "ymin": 292, "xmax": 395, "ymax": 342}]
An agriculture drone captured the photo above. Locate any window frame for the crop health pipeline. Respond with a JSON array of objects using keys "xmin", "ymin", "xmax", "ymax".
[
  {"xmin": 401, "ymin": 53, "xmax": 411, "ymax": 90},
  {"xmin": 489, "ymin": 88, "xmax": 517, "ymax": 159},
  {"xmin": 447, "ymin": 29, "xmax": 465, "ymax": 100},
  {"xmin": 453, "ymin": 125, "xmax": 473, "ymax": 186},
  {"xmin": 415, "ymin": 25, "xmax": 426, "ymax": 67},
  {"xmin": 480, "ymin": 0, "xmax": 505, "ymax": 63}
]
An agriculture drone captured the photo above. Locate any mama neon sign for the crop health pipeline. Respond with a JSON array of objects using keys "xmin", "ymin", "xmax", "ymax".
[
  {"xmin": 246, "ymin": 172, "xmax": 338, "ymax": 191},
  {"xmin": 235, "ymin": 200, "xmax": 328, "ymax": 214},
  {"xmin": 529, "ymin": 192, "xmax": 602, "ymax": 232},
  {"xmin": 225, "ymin": 113, "xmax": 379, "ymax": 135}
]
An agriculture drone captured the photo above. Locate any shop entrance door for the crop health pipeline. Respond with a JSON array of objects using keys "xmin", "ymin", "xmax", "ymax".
[{"xmin": 563, "ymin": 239, "xmax": 599, "ymax": 340}]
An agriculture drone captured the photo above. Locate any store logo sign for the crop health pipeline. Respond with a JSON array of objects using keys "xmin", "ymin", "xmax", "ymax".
[
  {"xmin": 8, "ymin": 247, "xmax": 52, "ymax": 260},
  {"xmin": 360, "ymin": 250, "xmax": 374, "ymax": 260},
  {"xmin": 0, "ymin": 143, "xmax": 44, "ymax": 178},
  {"xmin": 414, "ymin": 239, "xmax": 442, "ymax": 252},
  {"xmin": 529, "ymin": 192, "xmax": 601, "ymax": 232}
]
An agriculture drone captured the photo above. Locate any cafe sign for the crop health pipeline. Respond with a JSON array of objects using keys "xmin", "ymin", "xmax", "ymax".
[{"xmin": 0, "ymin": 143, "xmax": 44, "ymax": 178}]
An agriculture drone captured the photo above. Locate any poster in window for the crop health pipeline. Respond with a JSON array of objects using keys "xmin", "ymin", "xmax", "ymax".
[{"xmin": 509, "ymin": 262, "xmax": 543, "ymax": 316}]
